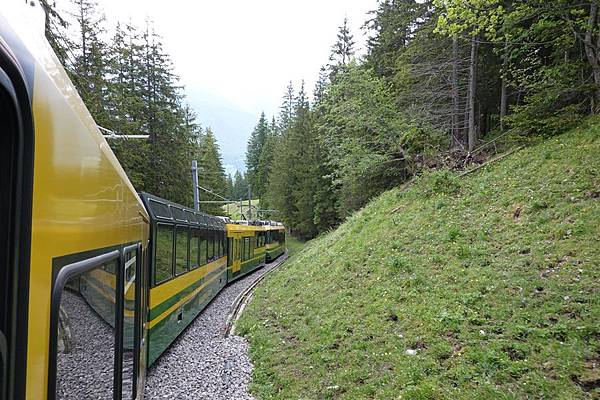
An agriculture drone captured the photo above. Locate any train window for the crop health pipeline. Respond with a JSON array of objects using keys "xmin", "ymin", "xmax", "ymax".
[
  {"xmin": 175, "ymin": 226, "xmax": 188, "ymax": 276},
  {"xmin": 227, "ymin": 238, "xmax": 233, "ymax": 264},
  {"xmin": 55, "ymin": 260, "xmax": 118, "ymax": 399},
  {"xmin": 207, "ymin": 231, "xmax": 215, "ymax": 261},
  {"xmin": 190, "ymin": 230, "xmax": 200, "ymax": 269},
  {"xmin": 155, "ymin": 224, "xmax": 173, "ymax": 284},
  {"xmin": 199, "ymin": 232, "xmax": 208, "ymax": 266},
  {"xmin": 218, "ymin": 233, "xmax": 223, "ymax": 257},
  {"xmin": 244, "ymin": 237, "xmax": 251, "ymax": 260},
  {"xmin": 219, "ymin": 232, "xmax": 224, "ymax": 257},
  {"xmin": 240, "ymin": 238, "xmax": 245, "ymax": 261},
  {"xmin": 148, "ymin": 199, "xmax": 172, "ymax": 219}
]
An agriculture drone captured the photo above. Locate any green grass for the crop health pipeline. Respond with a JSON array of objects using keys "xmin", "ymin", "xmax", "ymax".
[
  {"xmin": 285, "ymin": 235, "xmax": 306, "ymax": 258},
  {"xmin": 237, "ymin": 118, "xmax": 600, "ymax": 399},
  {"xmin": 223, "ymin": 199, "xmax": 260, "ymax": 220}
]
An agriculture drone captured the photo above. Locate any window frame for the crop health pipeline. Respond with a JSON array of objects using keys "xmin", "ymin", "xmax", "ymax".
[
  {"xmin": 48, "ymin": 243, "xmax": 142, "ymax": 400},
  {"xmin": 174, "ymin": 225, "xmax": 189, "ymax": 276},
  {"xmin": 199, "ymin": 231, "xmax": 208, "ymax": 266},
  {"xmin": 154, "ymin": 223, "xmax": 175, "ymax": 286},
  {"xmin": 189, "ymin": 229, "xmax": 200, "ymax": 270},
  {"xmin": 207, "ymin": 229, "xmax": 215, "ymax": 261}
]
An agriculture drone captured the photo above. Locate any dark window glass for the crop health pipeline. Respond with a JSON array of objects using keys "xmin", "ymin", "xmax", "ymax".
[
  {"xmin": 186, "ymin": 211, "xmax": 196, "ymax": 224},
  {"xmin": 175, "ymin": 226, "xmax": 188, "ymax": 275},
  {"xmin": 207, "ymin": 230, "xmax": 215, "ymax": 261},
  {"xmin": 227, "ymin": 238, "xmax": 233, "ymax": 265},
  {"xmin": 200, "ymin": 232, "xmax": 208, "ymax": 266},
  {"xmin": 171, "ymin": 207, "xmax": 187, "ymax": 222},
  {"xmin": 149, "ymin": 199, "xmax": 171, "ymax": 219},
  {"xmin": 155, "ymin": 224, "xmax": 173, "ymax": 284},
  {"xmin": 219, "ymin": 232, "xmax": 224, "ymax": 257},
  {"xmin": 190, "ymin": 230, "xmax": 200, "ymax": 269},
  {"xmin": 241, "ymin": 237, "xmax": 245, "ymax": 260},
  {"xmin": 243, "ymin": 237, "xmax": 250, "ymax": 260}
]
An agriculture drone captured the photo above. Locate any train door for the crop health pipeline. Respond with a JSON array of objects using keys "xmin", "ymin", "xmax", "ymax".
[
  {"xmin": 0, "ymin": 43, "xmax": 34, "ymax": 400},
  {"xmin": 233, "ymin": 236, "xmax": 242, "ymax": 273}
]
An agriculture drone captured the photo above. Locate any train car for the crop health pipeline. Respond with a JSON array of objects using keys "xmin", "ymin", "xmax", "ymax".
[
  {"xmin": 264, "ymin": 222, "xmax": 286, "ymax": 262},
  {"xmin": 226, "ymin": 221, "xmax": 267, "ymax": 282},
  {"xmin": 139, "ymin": 193, "xmax": 228, "ymax": 365},
  {"xmin": 1, "ymin": 3, "xmax": 151, "ymax": 400}
]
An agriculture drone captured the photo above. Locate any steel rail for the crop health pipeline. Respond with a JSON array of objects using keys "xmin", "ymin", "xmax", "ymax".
[{"xmin": 222, "ymin": 251, "xmax": 289, "ymax": 338}]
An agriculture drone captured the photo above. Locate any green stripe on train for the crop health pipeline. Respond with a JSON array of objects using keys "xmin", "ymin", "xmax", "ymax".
[
  {"xmin": 148, "ymin": 264, "xmax": 226, "ymax": 320},
  {"xmin": 147, "ymin": 269, "xmax": 227, "ymax": 365}
]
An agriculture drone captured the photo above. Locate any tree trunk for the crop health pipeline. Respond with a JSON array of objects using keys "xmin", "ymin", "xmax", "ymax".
[
  {"xmin": 451, "ymin": 36, "xmax": 461, "ymax": 148},
  {"xmin": 584, "ymin": 2, "xmax": 600, "ymax": 113},
  {"xmin": 467, "ymin": 36, "xmax": 479, "ymax": 152},
  {"xmin": 500, "ymin": 46, "xmax": 508, "ymax": 131}
]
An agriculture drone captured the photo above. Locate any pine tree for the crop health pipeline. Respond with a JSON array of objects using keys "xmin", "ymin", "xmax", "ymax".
[
  {"xmin": 245, "ymin": 112, "xmax": 269, "ymax": 198},
  {"xmin": 139, "ymin": 25, "xmax": 197, "ymax": 206},
  {"xmin": 313, "ymin": 66, "xmax": 329, "ymax": 104},
  {"xmin": 226, "ymin": 174, "xmax": 235, "ymax": 199},
  {"xmin": 278, "ymin": 82, "xmax": 295, "ymax": 132},
  {"xmin": 40, "ymin": 0, "xmax": 73, "ymax": 69},
  {"xmin": 289, "ymin": 81, "xmax": 319, "ymax": 238},
  {"xmin": 328, "ymin": 17, "xmax": 356, "ymax": 79},
  {"xmin": 232, "ymin": 170, "xmax": 247, "ymax": 200},
  {"xmin": 197, "ymin": 128, "xmax": 227, "ymax": 215},
  {"xmin": 105, "ymin": 22, "xmax": 148, "ymax": 189},
  {"xmin": 71, "ymin": 0, "xmax": 110, "ymax": 126}
]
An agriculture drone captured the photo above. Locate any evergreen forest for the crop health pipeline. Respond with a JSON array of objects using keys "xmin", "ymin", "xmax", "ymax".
[
  {"xmin": 245, "ymin": 0, "xmax": 600, "ymax": 239},
  {"xmin": 42, "ymin": 0, "xmax": 600, "ymax": 233}
]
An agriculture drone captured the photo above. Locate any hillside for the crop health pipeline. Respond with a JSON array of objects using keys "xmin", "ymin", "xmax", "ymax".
[{"xmin": 238, "ymin": 120, "xmax": 600, "ymax": 399}]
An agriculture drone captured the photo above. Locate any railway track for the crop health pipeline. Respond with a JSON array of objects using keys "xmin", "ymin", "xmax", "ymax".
[
  {"xmin": 223, "ymin": 251, "xmax": 289, "ymax": 338},
  {"xmin": 145, "ymin": 253, "xmax": 289, "ymax": 399}
]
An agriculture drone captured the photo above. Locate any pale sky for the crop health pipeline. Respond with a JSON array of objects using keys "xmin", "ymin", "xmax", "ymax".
[
  {"xmin": 96, "ymin": 0, "xmax": 378, "ymax": 116},
  {"xmin": 53, "ymin": 0, "xmax": 379, "ymax": 171}
]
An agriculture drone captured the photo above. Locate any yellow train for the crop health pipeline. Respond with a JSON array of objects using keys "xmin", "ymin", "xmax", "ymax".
[{"xmin": 0, "ymin": 4, "xmax": 286, "ymax": 399}]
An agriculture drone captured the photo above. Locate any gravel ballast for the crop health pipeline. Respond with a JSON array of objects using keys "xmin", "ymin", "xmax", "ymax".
[{"xmin": 145, "ymin": 258, "xmax": 285, "ymax": 399}]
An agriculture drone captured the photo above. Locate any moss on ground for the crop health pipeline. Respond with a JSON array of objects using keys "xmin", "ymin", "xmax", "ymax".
[{"xmin": 238, "ymin": 118, "xmax": 600, "ymax": 399}]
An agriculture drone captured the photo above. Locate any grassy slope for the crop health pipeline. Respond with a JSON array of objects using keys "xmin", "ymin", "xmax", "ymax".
[
  {"xmin": 238, "ymin": 120, "xmax": 600, "ymax": 399},
  {"xmin": 285, "ymin": 235, "xmax": 306, "ymax": 258}
]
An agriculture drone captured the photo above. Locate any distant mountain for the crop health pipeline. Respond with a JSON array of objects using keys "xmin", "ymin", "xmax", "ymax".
[{"xmin": 187, "ymin": 90, "xmax": 258, "ymax": 175}]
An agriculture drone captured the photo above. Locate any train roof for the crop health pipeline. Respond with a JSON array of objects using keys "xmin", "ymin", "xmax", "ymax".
[{"xmin": 139, "ymin": 192, "xmax": 226, "ymax": 230}]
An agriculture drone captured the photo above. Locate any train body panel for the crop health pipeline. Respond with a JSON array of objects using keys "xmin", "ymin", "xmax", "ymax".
[{"xmin": 264, "ymin": 225, "xmax": 286, "ymax": 262}]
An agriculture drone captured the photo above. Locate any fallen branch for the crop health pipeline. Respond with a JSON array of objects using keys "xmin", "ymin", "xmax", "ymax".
[
  {"xmin": 390, "ymin": 146, "xmax": 523, "ymax": 214},
  {"xmin": 457, "ymin": 146, "xmax": 523, "ymax": 177}
]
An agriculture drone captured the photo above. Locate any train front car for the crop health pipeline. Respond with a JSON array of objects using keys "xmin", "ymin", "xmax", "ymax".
[
  {"xmin": 1, "ymin": 3, "xmax": 150, "ymax": 400},
  {"xmin": 264, "ymin": 222, "xmax": 286, "ymax": 262},
  {"xmin": 225, "ymin": 221, "xmax": 267, "ymax": 282},
  {"xmin": 139, "ymin": 193, "xmax": 228, "ymax": 366}
]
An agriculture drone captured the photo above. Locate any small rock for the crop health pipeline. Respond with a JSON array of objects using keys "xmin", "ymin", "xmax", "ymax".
[
  {"xmin": 479, "ymin": 330, "xmax": 486, "ymax": 336},
  {"xmin": 405, "ymin": 349, "xmax": 417, "ymax": 356}
]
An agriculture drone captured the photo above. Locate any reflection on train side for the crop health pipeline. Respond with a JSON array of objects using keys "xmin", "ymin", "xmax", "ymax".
[{"xmin": 55, "ymin": 255, "xmax": 137, "ymax": 399}]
